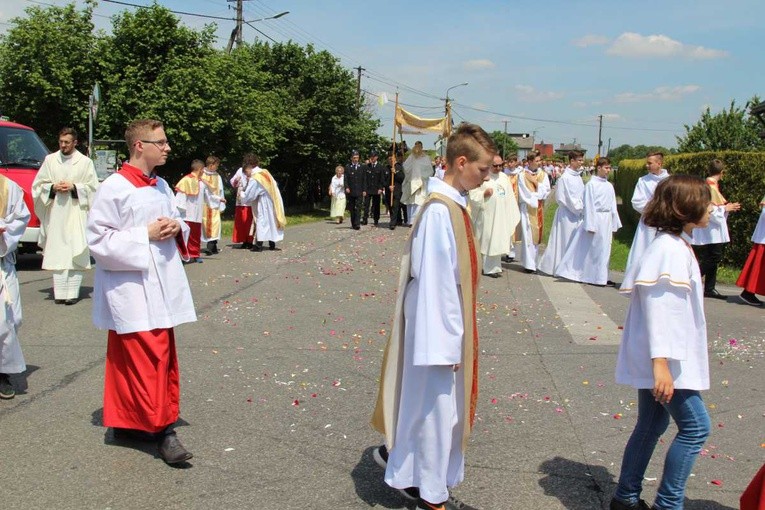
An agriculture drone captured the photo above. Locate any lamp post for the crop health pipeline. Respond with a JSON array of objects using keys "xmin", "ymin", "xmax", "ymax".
[
  {"xmin": 442, "ymin": 82, "xmax": 468, "ymax": 155},
  {"xmin": 227, "ymin": 6, "xmax": 289, "ymax": 53}
]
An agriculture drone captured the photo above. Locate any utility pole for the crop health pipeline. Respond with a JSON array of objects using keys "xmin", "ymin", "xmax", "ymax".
[
  {"xmin": 606, "ymin": 137, "xmax": 611, "ymax": 156},
  {"xmin": 597, "ymin": 114, "xmax": 603, "ymax": 157},
  {"xmin": 503, "ymin": 120, "xmax": 509, "ymax": 159},
  {"xmin": 226, "ymin": 0, "xmax": 250, "ymax": 54},
  {"xmin": 355, "ymin": 66, "xmax": 365, "ymax": 112}
]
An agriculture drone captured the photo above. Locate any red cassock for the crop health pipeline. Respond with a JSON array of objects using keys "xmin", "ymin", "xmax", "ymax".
[
  {"xmin": 741, "ymin": 463, "xmax": 765, "ymax": 510},
  {"xmin": 103, "ymin": 328, "xmax": 180, "ymax": 433},
  {"xmin": 186, "ymin": 221, "xmax": 202, "ymax": 258},
  {"xmin": 232, "ymin": 205, "xmax": 253, "ymax": 244},
  {"xmin": 736, "ymin": 243, "xmax": 765, "ymax": 295}
]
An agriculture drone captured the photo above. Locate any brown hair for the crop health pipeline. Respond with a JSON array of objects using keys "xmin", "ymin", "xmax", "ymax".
[
  {"xmin": 190, "ymin": 159, "xmax": 204, "ymax": 170},
  {"xmin": 205, "ymin": 155, "xmax": 221, "ymax": 167},
  {"xmin": 707, "ymin": 158, "xmax": 725, "ymax": 177},
  {"xmin": 647, "ymin": 151, "xmax": 664, "ymax": 162},
  {"xmin": 507, "ymin": 154, "xmax": 518, "ymax": 163},
  {"xmin": 643, "ymin": 175, "xmax": 711, "ymax": 235},
  {"xmin": 58, "ymin": 127, "xmax": 78, "ymax": 139},
  {"xmin": 242, "ymin": 153, "xmax": 259, "ymax": 167},
  {"xmin": 125, "ymin": 119, "xmax": 164, "ymax": 153},
  {"xmin": 527, "ymin": 149, "xmax": 541, "ymax": 161},
  {"xmin": 445, "ymin": 122, "xmax": 497, "ymax": 166},
  {"xmin": 569, "ymin": 150, "xmax": 584, "ymax": 161},
  {"xmin": 596, "ymin": 157, "xmax": 611, "ymax": 168}
]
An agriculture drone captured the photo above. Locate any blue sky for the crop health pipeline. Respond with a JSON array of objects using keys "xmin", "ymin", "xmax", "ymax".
[{"xmin": 2, "ymin": 0, "xmax": 762, "ymax": 154}]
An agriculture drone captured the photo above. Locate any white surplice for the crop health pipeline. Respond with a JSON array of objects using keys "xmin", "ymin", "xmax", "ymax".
[
  {"xmin": 175, "ymin": 180, "xmax": 214, "ymax": 224},
  {"xmin": 625, "ymin": 169, "xmax": 669, "ymax": 271},
  {"xmin": 517, "ymin": 170, "xmax": 551, "ymax": 271},
  {"xmin": 691, "ymin": 205, "xmax": 730, "ymax": 245},
  {"xmin": 556, "ymin": 176, "xmax": 621, "ymax": 285},
  {"xmin": 86, "ymin": 174, "xmax": 197, "ymax": 334},
  {"xmin": 469, "ymin": 172, "xmax": 520, "ymax": 273},
  {"xmin": 385, "ymin": 178, "xmax": 467, "ymax": 505},
  {"xmin": 240, "ymin": 175, "xmax": 285, "ymax": 243},
  {"xmin": 617, "ymin": 232, "xmax": 709, "ymax": 390},
  {"xmin": 538, "ymin": 167, "xmax": 584, "ymax": 275},
  {"xmin": 401, "ymin": 154, "xmax": 432, "ymax": 222},
  {"xmin": 0, "ymin": 180, "xmax": 31, "ymax": 373},
  {"xmin": 32, "ymin": 149, "xmax": 99, "ymax": 270}
]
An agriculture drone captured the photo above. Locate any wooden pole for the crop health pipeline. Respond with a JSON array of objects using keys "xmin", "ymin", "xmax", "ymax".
[{"xmin": 390, "ymin": 92, "xmax": 399, "ymax": 208}]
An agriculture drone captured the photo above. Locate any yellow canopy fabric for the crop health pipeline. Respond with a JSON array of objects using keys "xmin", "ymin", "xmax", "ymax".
[{"xmin": 395, "ymin": 105, "xmax": 450, "ymax": 137}]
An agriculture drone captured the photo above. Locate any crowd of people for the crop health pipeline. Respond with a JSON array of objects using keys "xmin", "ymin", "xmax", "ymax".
[{"xmin": 0, "ymin": 119, "xmax": 762, "ymax": 510}]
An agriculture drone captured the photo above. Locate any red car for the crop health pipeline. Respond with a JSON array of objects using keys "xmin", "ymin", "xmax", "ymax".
[{"xmin": 0, "ymin": 120, "xmax": 50, "ymax": 253}]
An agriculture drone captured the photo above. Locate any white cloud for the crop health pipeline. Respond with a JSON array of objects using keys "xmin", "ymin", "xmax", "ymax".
[
  {"xmin": 463, "ymin": 59, "xmax": 495, "ymax": 70},
  {"xmin": 572, "ymin": 34, "xmax": 610, "ymax": 47},
  {"xmin": 515, "ymin": 84, "xmax": 564, "ymax": 103},
  {"xmin": 601, "ymin": 113, "xmax": 623, "ymax": 121},
  {"xmin": 606, "ymin": 32, "xmax": 728, "ymax": 59},
  {"xmin": 614, "ymin": 85, "xmax": 701, "ymax": 103}
]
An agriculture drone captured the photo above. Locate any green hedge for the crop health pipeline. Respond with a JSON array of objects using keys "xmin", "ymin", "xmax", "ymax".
[{"xmin": 614, "ymin": 151, "xmax": 765, "ymax": 267}]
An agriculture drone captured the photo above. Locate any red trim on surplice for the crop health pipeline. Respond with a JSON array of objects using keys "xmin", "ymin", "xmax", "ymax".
[
  {"xmin": 103, "ymin": 328, "xmax": 180, "ymax": 433},
  {"xmin": 461, "ymin": 208, "xmax": 480, "ymax": 429}
]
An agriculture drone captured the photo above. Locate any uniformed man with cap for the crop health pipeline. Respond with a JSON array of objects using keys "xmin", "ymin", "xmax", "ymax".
[
  {"xmin": 362, "ymin": 149, "xmax": 385, "ymax": 226},
  {"xmin": 344, "ymin": 150, "xmax": 366, "ymax": 230}
]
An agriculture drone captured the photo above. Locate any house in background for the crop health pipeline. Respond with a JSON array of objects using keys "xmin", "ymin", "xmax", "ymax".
[
  {"xmin": 535, "ymin": 141, "xmax": 554, "ymax": 158},
  {"xmin": 555, "ymin": 142, "xmax": 587, "ymax": 159},
  {"xmin": 509, "ymin": 133, "xmax": 535, "ymax": 159}
]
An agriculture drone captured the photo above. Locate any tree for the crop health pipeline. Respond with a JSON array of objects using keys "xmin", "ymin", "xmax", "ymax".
[
  {"xmin": 0, "ymin": 1, "xmax": 99, "ymax": 146},
  {"xmin": 607, "ymin": 144, "xmax": 675, "ymax": 166},
  {"xmin": 488, "ymin": 131, "xmax": 519, "ymax": 159},
  {"xmin": 676, "ymin": 96, "xmax": 765, "ymax": 152}
]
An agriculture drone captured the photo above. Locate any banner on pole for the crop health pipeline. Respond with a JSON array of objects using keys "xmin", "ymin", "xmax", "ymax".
[{"xmin": 394, "ymin": 105, "xmax": 449, "ymax": 137}]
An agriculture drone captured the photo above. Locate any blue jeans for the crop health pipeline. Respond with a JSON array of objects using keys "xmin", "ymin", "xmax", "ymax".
[{"xmin": 614, "ymin": 389, "xmax": 710, "ymax": 510}]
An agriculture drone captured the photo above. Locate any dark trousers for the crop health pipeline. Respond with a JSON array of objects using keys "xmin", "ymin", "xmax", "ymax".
[
  {"xmin": 363, "ymin": 194, "xmax": 381, "ymax": 224},
  {"xmin": 389, "ymin": 192, "xmax": 404, "ymax": 228},
  {"xmin": 693, "ymin": 243, "xmax": 724, "ymax": 293},
  {"xmin": 347, "ymin": 195, "xmax": 362, "ymax": 228}
]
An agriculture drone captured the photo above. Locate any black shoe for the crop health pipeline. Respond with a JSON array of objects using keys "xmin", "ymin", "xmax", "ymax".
[
  {"xmin": 482, "ymin": 272, "xmax": 501, "ymax": 278},
  {"xmin": 374, "ymin": 221, "xmax": 379, "ymax": 226},
  {"xmin": 523, "ymin": 268, "xmax": 537, "ymax": 274},
  {"xmin": 739, "ymin": 291, "xmax": 763, "ymax": 306},
  {"xmin": 606, "ymin": 280, "xmax": 616, "ymax": 287},
  {"xmin": 704, "ymin": 289, "xmax": 727, "ymax": 300},
  {"xmin": 501, "ymin": 255, "xmax": 514, "ymax": 263},
  {"xmin": 0, "ymin": 373, "xmax": 15, "ymax": 399},
  {"xmin": 64, "ymin": 298, "xmax": 79, "ymax": 306},
  {"xmin": 389, "ymin": 225, "xmax": 395, "ymax": 230},
  {"xmin": 417, "ymin": 495, "xmax": 478, "ymax": 510},
  {"xmin": 372, "ymin": 445, "xmax": 388, "ymax": 468},
  {"xmin": 361, "ymin": 220, "xmax": 368, "ymax": 225},
  {"xmin": 609, "ymin": 498, "xmax": 652, "ymax": 510},
  {"xmin": 268, "ymin": 241, "xmax": 276, "ymax": 250},
  {"xmin": 241, "ymin": 242, "xmax": 253, "ymax": 249},
  {"xmin": 158, "ymin": 432, "xmax": 193, "ymax": 464},
  {"xmin": 353, "ymin": 225, "xmax": 360, "ymax": 230},
  {"xmin": 250, "ymin": 244, "xmax": 263, "ymax": 252},
  {"xmin": 54, "ymin": 299, "xmax": 65, "ymax": 304}
]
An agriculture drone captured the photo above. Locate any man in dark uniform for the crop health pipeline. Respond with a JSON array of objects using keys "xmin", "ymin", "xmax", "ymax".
[
  {"xmin": 344, "ymin": 150, "xmax": 365, "ymax": 230},
  {"xmin": 384, "ymin": 153, "xmax": 406, "ymax": 230},
  {"xmin": 362, "ymin": 149, "xmax": 384, "ymax": 226}
]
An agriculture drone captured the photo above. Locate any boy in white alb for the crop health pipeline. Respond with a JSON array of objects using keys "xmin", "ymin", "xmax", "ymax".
[
  {"xmin": 624, "ymin": 152, "xmax": 669, "ymax": 272},
  {"xmin": 517, "ymin": 150, "xmax": 551, "ymax": 273},
  {"xmin": 371, "ymin": 123, "xmax": 493, "ymax": 510},
  {"xmin": 538, "ymin": 151, "xmax": 585, "ymax": 275}
]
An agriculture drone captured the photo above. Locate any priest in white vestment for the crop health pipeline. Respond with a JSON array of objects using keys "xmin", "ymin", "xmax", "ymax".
[
  {"xmin": 625, "ymin": 153, "xmax": 669, "ymax": 272},
  {"xmin": 517, "ymin": 151, "xmax": 551, "ymax": 273},
  {"xmin": 469, "ymin": 154, "xmax": 520, "ymax": 277},
  {"xmin": 32, "ymin": 127, "xmax": 98, "ymax": 305},
  {"xmin": 0, "ymin": 176, "xmax": 31, "ymax": 399},
  {"xmin": 240, "ymin": 165, "xmax": 286, "ymax": 250},
  {"xmin": 557, "ymin": 158, "xmax": 621, "ymax": 286},
  {"xmin": 538, "ymin": 152, "xmax": 585, "ymax": 276},
  {"xmin": 400, "ymin": 141, "xmax": 433, "ymax": 225}
]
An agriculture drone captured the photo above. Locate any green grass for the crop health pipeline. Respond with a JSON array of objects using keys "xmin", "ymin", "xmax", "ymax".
[
  {"xmin": 542, "ymin": 201, "xmax": 739, "ymax": 283},
  {"xmin": 220, "ymin": 207, "xmax": 332, "ymax": 237}
]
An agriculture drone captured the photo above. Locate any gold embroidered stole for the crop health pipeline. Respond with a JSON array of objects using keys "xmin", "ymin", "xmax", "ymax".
[
  {"xmin": 252, "ymin": 169, "xmax": 287, "ymax": 229},
  {"xmin": 523, "ymin": 171, "xmax": 545, "ymax": 244},
  {"xmin": 0, "ymin": 175, "xmax": 8, "ymax": 218},
  {"xmin": 370, "ymin": 192, "xmax": 480, "ymax": 453},
  {"xmin": 175, "ymin": 174, "xmax": 199, "ymax": 196},
  {"xmin": 706, "ymin": 177, "xmax": 726, "ymax": 206}
]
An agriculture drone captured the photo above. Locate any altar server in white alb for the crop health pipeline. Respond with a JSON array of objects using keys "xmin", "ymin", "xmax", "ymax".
[
  {"xmin": 556, "ymin": 157, "xmax": 621, "ymax": 286},
  {"xmin": 174, "ymin": 159, "xmax": 217, "ymax": 263},
  {"xmin": 469, "ymin": 153, "xmax": 520, "ymax": 277},
  {"xmin": 32, "ymin": 127, "xmax": 99, "ymax": 305},
  {"xmin": 371, "ymin": 123, "xmax": 493, "ymax": 510},
  {"xmin": 517, "ymin": 150, "xmax": 551, "ymax": 273},
  {"xmin": 691, "ymin": 159, "xmax": 740, "ymax": 299},
  {"xmin": 0, "ymin": 176, "xmax": 31, "ymax": 400},
  {"xmin": 400, "ymin": 141, "xmax": 433, "ymax": 225},
  {"xmin": 612, "ymin": 175, "xmax": 712, "ymax": 510},
  {"xmin": 624, "ymin": 152, "xmax": 669, "ymax": 272},
  {"xmin": 538, "ymin": 150, "xmax": 585, "ymax": 276},
  {"xmin": 87, "ymin": 119, "xmax": 197, "ymax": 465},
  {"xmin": 240, "ymin": 162, "xmax": 286, "ymax": 251}
]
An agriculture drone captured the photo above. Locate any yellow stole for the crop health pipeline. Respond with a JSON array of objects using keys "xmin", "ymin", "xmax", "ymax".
[
  {"xmin": 371, "ymin": 191, "xmax": 480, "ymax": 453},
  {"xmin": 523, "ymin": 170, "xmax": 546, "ymax": 244},
  {"xmin": 706, "ymin": 177, "xmax": 726, "ymax": 206},
  {"xmin": 252, "ymin": 169, "xmax": 287, "ymax": 230},
  {"xmin": 0, "ymin": 175, "xmax": 8, "ymax": 217},
  {"xmin": 175, "ymin": 173, "xmax": 199, "ymax": 196},
  {"xmin": 200, "ymin": 170, "xmax": 221, "ymax": 238}
]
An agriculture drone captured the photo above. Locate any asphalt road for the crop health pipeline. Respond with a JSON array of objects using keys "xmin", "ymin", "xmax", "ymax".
[{"xmin": 1, "ymin": 217, "xmax": 762, "ymax": 510}]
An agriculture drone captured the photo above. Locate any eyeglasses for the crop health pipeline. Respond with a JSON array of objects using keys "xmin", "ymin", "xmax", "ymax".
[
  {"xmin": 492, "ymin": 164, "xmax": 503, "ymax": 168},
  {"xmin": 139, "ymin": 139, "xmax": 169, "ymax": 148}
]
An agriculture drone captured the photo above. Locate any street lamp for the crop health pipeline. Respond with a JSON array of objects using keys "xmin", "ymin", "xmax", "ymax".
[
  {"xmin": 227, "ymin": 7, "xmax": 290, "ymax": 53},
  {"xmin": 444, "ymin": 82, "xmax": 469, "ymax": 113}
]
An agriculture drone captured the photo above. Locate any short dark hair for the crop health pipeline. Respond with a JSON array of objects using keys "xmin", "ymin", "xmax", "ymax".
[
  {"xmin": 596, "ymin": 157, "xmax": 611, "ymax": 168},
  {"xmin": 647, "ymin": 151, "xmax": 664, "ymax": 162},
  {"xmin": 125, "ymin": 119, "xmax": 163, "ymax": 154},
  {"xmin": 190, "ymin": 159, "xmax": 204, "ymax": 170},
  {"xmin": 569, "ymin": 150, "xmax": 584, "ymax": 161},
  {"xmin": 243, "ymin": 153, "xmax": 259, "ymax": 167},
  {"xmin": 59, "ymin": 127, "xmax": 78, "ymax": 139},
  {"xmin": 707, "ymin": 158, "xmax": 725, "ymax": 177},
  {"xmin": 445, "ymin": 123, "xmax": 496, "ymax": 166},
  {"xmin": 643, "ymin": 175, "xmax": 710, "ymax": 235},
  {"xmin": 527, "ymin": 150, "xmax": 541, "ymax": 161},
  {"xmin": 206, "ymin": 155, "xmax": 220, "ymax": 167}
]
